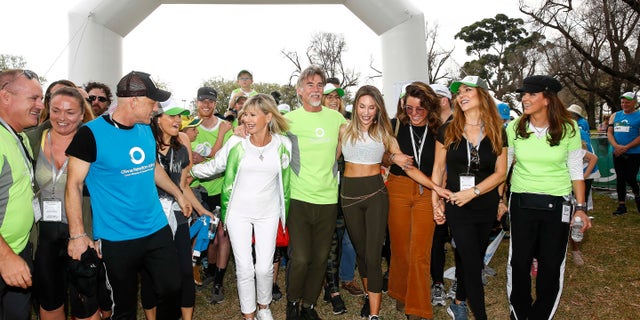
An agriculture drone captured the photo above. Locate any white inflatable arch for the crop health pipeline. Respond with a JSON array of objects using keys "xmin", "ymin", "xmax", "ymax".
[{"xmin": 68, "ymin": 0, "xmax": 427, "ymax": 113}]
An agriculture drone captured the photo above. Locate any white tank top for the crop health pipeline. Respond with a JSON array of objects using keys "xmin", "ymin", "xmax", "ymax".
[{"xmin": 342, "ymin": 133, "xmax": 385, "ymax": 165}]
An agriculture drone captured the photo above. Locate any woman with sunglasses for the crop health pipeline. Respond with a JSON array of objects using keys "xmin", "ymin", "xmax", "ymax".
[
  {"xmin": 505, "ymin": 75, "xmax": 591, "ymax": 319},
  {"xmin": 431, "ymin": 76, "xmax": 507, "ymax": 320},
  {"xmin": 384, "ymin": 82, "xmax": 442, "ymax": 320}
]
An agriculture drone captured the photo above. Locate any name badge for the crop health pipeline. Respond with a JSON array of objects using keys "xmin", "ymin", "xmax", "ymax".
[
  {"xmin": 561, "ymin": 201, "xmax": 572, "ymax": 223},
  {"xmin": 614, "ymin": 125, "xmax": 630, "ymax": 133},
  {"xmin": 33, "ymin": 198, "xmax": 42, "ymax": 222},
  {"xmin": 459, "ymin": 174, "xmax": 475, "ymax": 191},
  {"xmin": 42, "ymin": 199, "xmax": 63, "ymax": 222}
]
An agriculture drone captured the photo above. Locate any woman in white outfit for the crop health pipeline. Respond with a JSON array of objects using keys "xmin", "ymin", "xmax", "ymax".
[{"xmin": 191, "ymin": 94, "xmax": 291, "ymax": 320}]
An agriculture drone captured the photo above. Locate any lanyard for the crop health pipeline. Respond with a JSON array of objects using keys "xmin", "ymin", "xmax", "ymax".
[
  {"xmin": 47, "ymin": 130, "xmax": 69, "ymax": 196},
  {"xmin": 464, "ymin": 127, "xmax": 483, "ymax": 173},
  {"xmin": 409, "ymin": 124, "xmax": 428, "ymax": 194},
  {"xmin": 0, "ymin": 116, "xmax": 35, "ymax": 192},
  {"xmin": 408, "ymin": 124, "xmax": 428, "ymax": 170}
]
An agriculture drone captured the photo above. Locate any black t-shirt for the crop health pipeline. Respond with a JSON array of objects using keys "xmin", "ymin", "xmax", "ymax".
[
  {"xmin": 436, "ymin": 123, "xmax": 507, "ymax": 218},
  {"xmin": 389, "ymin": 119, "xmax": 436, "ymax": 177},
  {"xmin": 66, "ymin": 115, "xmax": 135, "ymax": 163}
]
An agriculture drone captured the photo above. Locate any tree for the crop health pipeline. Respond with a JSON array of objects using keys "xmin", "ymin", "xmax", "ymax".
[
  {"xmin": 281, "ymin": 32, "xmax": 360, "ymax": 90},
  {"xmin": 519, "ymin": 0, "xmax": 640, "ymax": 95},
  {"xmin": 425, "ymin": 23, "xmax": 455, "ymax": 84},
  {"xmin": 455, "ymin": 14, "xmax": 544, "ymax": 101},
  {"xmin": 0, "ymin": 54, "xmax": 27, "ymax": 71},
  {"xmin": 200, "ymin": 78, "xmax": 299, "ymax": 115}
]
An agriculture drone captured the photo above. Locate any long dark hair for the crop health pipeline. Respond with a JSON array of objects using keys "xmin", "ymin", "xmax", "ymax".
[
  {"xmin": 396, "ymin": 82, "xmax": 441, "ymax": 135},
  {"xmin": 151, "ymin": 114, "xmax": 182, "ymax": 152},
  {"xmin": 514, "ymin": 92, "xmax": 576, "ymax": 146}
]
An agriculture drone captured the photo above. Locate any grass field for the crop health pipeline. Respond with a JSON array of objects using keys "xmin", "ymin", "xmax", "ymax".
[{"xmin": 161, "ymin": 190, "xmax": 640, "ymax": 319}]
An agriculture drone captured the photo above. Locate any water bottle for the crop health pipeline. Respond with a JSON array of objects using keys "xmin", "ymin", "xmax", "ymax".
[{"xmin": 571, "ymin": 216, "xmax": 584, "ymax": 242}]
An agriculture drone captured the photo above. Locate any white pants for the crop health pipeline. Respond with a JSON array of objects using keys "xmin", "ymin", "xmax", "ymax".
[{"xmin": 226, "ymin": 212, "xmax": 279, "ymax": 314}]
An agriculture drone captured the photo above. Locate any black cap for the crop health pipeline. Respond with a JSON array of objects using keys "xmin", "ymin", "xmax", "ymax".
[
  {"xmin": 67, "ymin": 248, "xmax": 99, "ymax": 297},
  {"xmin": 116, "ymin": 71, "xmax": 170, "ymax": 102},
  {"xmin": 197, "ymin": 87, "xmax": 217, "ymax": 101},
  {"xmin": 516, "ymin": 75, "xmax": 562, "ymax": 94}
]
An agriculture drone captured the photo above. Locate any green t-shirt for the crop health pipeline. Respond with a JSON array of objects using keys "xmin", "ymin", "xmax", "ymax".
[
  {"xmin": 285, "ymin": 107, "xmax": 346, "ymax": 204},
  {"xmin": 0, "ymin": 129, "xmax": 34, "ymax": 254},
  {"xmin": 190, "ymin": 119, "xmax": 233, "ymax": 195},
  {"xmin": 506, "ymin": 119, "xmax": 582, "ymax": 196}
]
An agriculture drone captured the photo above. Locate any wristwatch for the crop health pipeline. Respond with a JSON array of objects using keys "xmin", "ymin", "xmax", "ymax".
[{"xmin": 473, "ymin": 186, "xmax": 481, "ymax": 197}]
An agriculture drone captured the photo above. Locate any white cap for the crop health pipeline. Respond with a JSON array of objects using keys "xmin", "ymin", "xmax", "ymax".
[
  {"xmin": 277, "ymin": 103, "xmax": 291, "ymax": 114},
  {"xmin": 430, "ymin": 83, "xmax": 452, "ymax": 99}
]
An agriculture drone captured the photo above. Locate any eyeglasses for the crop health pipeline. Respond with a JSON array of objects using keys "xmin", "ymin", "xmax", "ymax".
[
  {"xmin": 1, "ymin": 69, "xmax": 40, "ymax": 90},
  {"xmin": 88, "ymin": 95, "xmax": 108, "ymax": 103},
  {"xmin": 405, "ymin": 106, "xmax": 426, "ymax": 114},
  {"xmin": 469, "ymin": 143, "xmax": 480, "ymax": 172}
]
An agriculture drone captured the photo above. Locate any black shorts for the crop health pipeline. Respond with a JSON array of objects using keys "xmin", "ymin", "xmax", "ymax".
[{"xmin": 34, "ymin": 221, "xmax": 99, "ymax": 318}]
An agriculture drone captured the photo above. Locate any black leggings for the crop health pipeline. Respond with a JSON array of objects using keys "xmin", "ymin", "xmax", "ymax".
[
  {"xmin": 430, "ymin": 223, "xmax": 450, "ymax": 283},
  {"xmin": 613, "ymin": 153, "xmax": 640, "ymax": 202},
  {"xmin": 341, "ymin": 175, "xmax": 388, "ymax": 293}
]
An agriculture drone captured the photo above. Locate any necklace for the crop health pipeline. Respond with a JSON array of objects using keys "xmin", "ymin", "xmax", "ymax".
[
  {"xmin": 251, "ymin": 134, "xmax": 272, "ymax": 161},
  {"xmin": 465, "ymin": 121, "xmax": 484, "ymax": 127}
]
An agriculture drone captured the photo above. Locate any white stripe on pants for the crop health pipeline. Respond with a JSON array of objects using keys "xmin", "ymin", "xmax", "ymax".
[{"xmin": 226, "ymin": 212, "xmax": 279, "ymax": 314}]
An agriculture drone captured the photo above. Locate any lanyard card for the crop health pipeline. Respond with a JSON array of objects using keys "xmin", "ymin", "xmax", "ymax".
[{"xmin": 459, "ymin": 174, "xmax": 475, "ymax": 191}]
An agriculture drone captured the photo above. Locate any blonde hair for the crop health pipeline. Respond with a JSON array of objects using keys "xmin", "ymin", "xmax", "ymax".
[
  {"xmin": 239, "ymin": 93, "xmax": 289, "ymax": 134},
  {"xmin": 342, "ymin": 85, "xmax": 394, "ymax": 150}
]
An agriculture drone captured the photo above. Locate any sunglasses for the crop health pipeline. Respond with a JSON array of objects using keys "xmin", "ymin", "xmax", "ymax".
[
  {"xmin": 87, "ymin": 95, "xmax": 108, "ymax": 103},
  {"xmin": 405, "ymin": 106, "xmax": 426, "ymax": 114},
  {"xmin": 469, "ymin": 144, "xmax": 480, "ymax": 172},
  {"xmin": 1, "ymin": 69, "xmax": 40, "ymax": 90}
]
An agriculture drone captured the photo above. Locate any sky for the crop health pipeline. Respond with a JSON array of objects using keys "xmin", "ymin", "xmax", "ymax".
[{"xmin": 1, "ymin": 0, "xmax": 525, "ymax": 106}]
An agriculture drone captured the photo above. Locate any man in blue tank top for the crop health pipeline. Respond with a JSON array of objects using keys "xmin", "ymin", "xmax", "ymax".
[
  {"xmin": 607, "ymin": 91, "xmax": 640, "ymax": 215},
  {"xmin": 65, "ymin": 71, "xmax": 192, "ymax": 320}
]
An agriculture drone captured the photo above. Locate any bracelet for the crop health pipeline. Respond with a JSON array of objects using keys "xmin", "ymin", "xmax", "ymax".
[
  {"xmin": 389, "ymin": 153, "xmax": 396, "ymax": 163},
  {"xmin": 575, "ymin": 205, "xmax": 587, "ymax": 212},
  {"xmin": 69, "ymin": 233, "xmax": 87, "ymax": 240},
  {"xmin": 498, "ymin": 199, "xmax": 505, "ymax": 203}
]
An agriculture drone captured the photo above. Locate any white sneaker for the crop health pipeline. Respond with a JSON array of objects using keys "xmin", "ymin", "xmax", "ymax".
[{"xmin": 256, "ymin": 308, "xmax": 274, "ymax": 320}]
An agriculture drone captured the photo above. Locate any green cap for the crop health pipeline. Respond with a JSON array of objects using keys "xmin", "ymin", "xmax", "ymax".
[{"xmin": 450, "ymin": 76, "xmax": 488, "ymax": 94}]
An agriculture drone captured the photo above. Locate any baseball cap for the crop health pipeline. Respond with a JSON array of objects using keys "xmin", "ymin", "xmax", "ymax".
[
  {"xmin": 158, "ymin": 98, "xmax": 190, "ymax": 116},
  {"xmin": 197, "ymin": 87, "xmax": 217, "ymax": 101},
  {"xmin": 430, "ymin": 83, "xmax": 452, "ymax": 99},
  {"xmin": 323, "ymin": 83, "xmax": 345, "ymax": 97},
  {"xmin": 277, "ymin": 103, "xmax": 291, "ymax": 114},
  {"xmin": 450, "ymin": 76, "xmax": 489, "ymax": 94},
  {"xmin": 620, "ymin": 92, "xmax": 637, "ymax": 100},
  {"xmin": 497, "ymin": 103, "xmax": 510, "ymax": 120},
  {"xmin": 567, "ymin": 104, "xmax": 586, "ymax": 118},
  {"xmin": 116, "ymin": 71, "xmax": 170, "ymax": 102},
  {"xmin": 180, "ymin": 116, "xmax": 202, "ymax": 130},
  {"xmin": 516, "ymin": 75, "xmax": 562, "ymax": 93}
]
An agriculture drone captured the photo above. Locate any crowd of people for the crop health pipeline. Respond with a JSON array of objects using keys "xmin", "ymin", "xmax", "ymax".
[{"xmin": 5, "ymin": 65, "xmax": 640, "ymax": 320}]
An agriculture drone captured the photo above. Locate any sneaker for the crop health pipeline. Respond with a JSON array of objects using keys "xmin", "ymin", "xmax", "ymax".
[
  {"xmin": 342, "ymin": 280, "xmax": 365, "ymax": 296},
  {"xmin": 446, "ymin": 280, "xmax": 457, "ymax": 300},
  {"xmin": 613, "ymin": 205, "xmax": 627, "ymax": 215},
  {"xmin": 431, "ymin": 283, "xmax": 446, "ymax": 306},
  {"xmin": 300, "ymin": 304, "xmax": 321, "ymax": 320},
  {"xmin": 201, "ymin": 267, "xmax": 216, "ymax": 287},
  {"xmin": 369, "ymin": 316, "xmax": 380, "ymax": 320},
  {"xmin": 446, "ymin": 301, "xmax": 468, "ymax": 320},
  {"xmin": 330, "ymin": 295, "xmax": 347, "ymax": 315},
  {"xmin": 286, "ymin": 301, "xmax": 300, "ymax": 320},
  {"xmin": 272, "ymin": 284, "xmax": 283, "ymax": 302},
  {"xmin": 256, "ymin": 308, "xmax": 274, "ymax": 320},
  {"xmin": 572, "ymin": 250, "xmax": 585, "ymax": 266},
  {"xmin": 360, "ymin": 295, "xmax": 370, "ymax": 317},
  {"xmin": 210, "ymin": 283, "xmax": 224, "ymax": 304}
]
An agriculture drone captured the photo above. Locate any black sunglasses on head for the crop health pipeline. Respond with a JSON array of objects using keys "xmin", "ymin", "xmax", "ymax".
[
  {"xmin": 1, "ymin": 69, "xmax": 39, "ymax": 90},
  {"xmin": 88, "ymin": 95, "xmax": 108, "ymax": 103}
]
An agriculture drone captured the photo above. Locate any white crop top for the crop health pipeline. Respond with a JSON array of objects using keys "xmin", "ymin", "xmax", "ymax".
[{"xmin": 342, "ymin": 133, "xmax": 385, "ymax": 165}]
